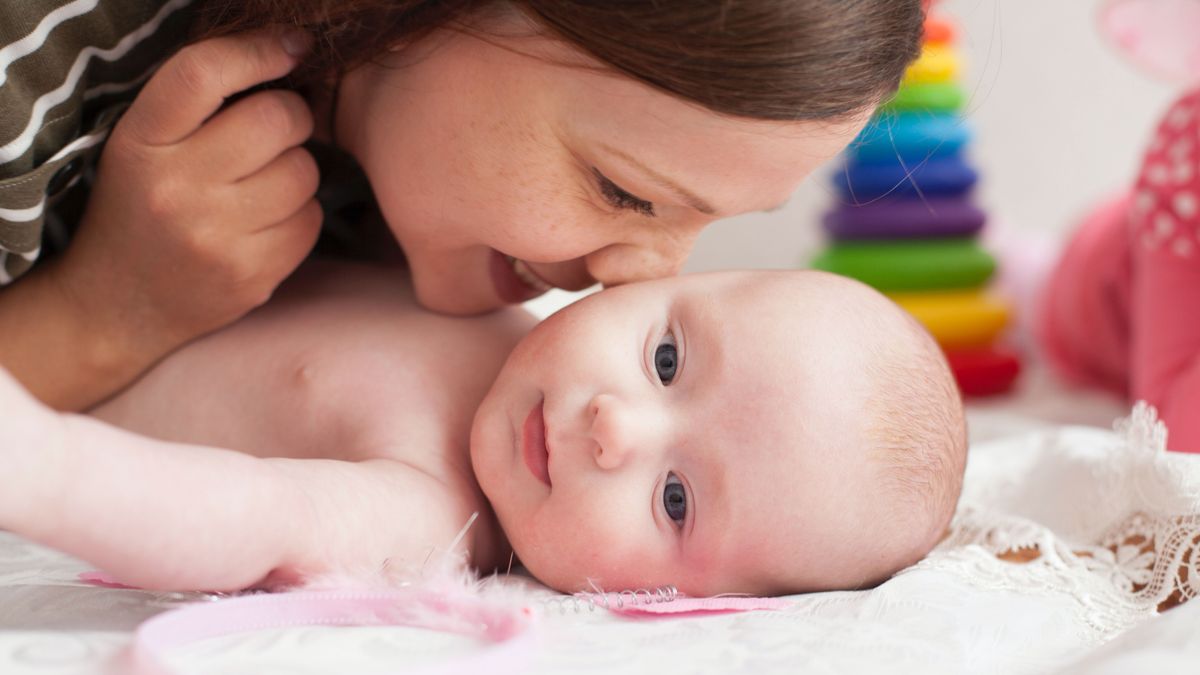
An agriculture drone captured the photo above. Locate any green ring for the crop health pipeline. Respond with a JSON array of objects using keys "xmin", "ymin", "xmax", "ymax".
[
  {"xmin": 881, "ymin": 82, "xmax": 967, "ymax": 114},
  {"xmin": 810, "ymin": 238, "xmax": 995, "ymax": 291}
]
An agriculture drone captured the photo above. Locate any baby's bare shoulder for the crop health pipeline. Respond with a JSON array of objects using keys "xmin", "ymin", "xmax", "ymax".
[
  {"xmin": 92, "ymin": 261, "xmax": 535, "ymax": 465},
  {"xmin": 272, "ymin": 262, "xmax": 535, "ymax": 459}
]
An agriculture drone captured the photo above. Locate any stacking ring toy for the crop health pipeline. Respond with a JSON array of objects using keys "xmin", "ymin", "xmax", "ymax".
[
  {"xmin": 881, "ymin": 82, "xmax": 967, "ymax": 114},
  {"xmin": 811, "ymin": 239, "xmax": 995, "ymax": 291},
  {"xmin": 833, "ymin": 156, "xmax": 977, "ymax": 202},
  {"xmin": 822, "ymin": 197, "xmax": 986, "ymax": 240},
  {"xmin": 849, "ymin": 112, "xmax": 970, "ymax": 164},
  {"xmin": 888, "ymin": 290, "xmax": 1011, "ymax": 349},
  {"xmin": 902, "ymin": 44, "xmax": 960, "ymax": 86},
  {"xmin": 946, "ymin": 346, "xmax": 1022, "ymax": 396},
  {"xmin": 924, "ymin": 14, "xmax": 958, "ymax": 45}
]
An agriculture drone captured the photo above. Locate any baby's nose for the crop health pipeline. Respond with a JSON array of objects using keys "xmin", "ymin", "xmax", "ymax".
[{"xmin": 589, "ymin": 393, "xmax": 658, "ymax": 470}]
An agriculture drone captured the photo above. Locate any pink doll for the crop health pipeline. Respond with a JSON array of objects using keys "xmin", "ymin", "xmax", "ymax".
[{"xmin": 1038, "ymin": 0, "xmax": 1200, "ymax": 452}]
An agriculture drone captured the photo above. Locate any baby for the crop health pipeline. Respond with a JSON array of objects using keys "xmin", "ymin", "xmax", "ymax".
[{"xmin": 0, "ymin": 261, "xmax": 966, "ymax": 597}]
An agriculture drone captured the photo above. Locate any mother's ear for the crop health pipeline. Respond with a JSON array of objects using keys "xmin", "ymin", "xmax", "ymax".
[{"xmin": 1099, "ymin": 0, "xmax": 1200, "ymax": 83}]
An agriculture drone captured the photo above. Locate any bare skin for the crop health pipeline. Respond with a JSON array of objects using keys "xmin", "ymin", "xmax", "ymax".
[
  {"xmin": 0, "ymin": 264, "xmax": 959, "ymax": 597},
  {"xmin": 1, "ymin": 261, "xmax": 530, "ymax": 591}
]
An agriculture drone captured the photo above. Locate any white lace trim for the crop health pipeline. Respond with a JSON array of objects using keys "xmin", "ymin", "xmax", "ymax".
[{"xmin": 905, "ymin": 403, "xmax": 1200, "ymax": 640}]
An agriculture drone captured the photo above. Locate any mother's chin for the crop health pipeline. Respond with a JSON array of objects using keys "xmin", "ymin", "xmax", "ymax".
[{"xmin": 398, "ymin": 245, "xmax": 516, "ymax": 315}]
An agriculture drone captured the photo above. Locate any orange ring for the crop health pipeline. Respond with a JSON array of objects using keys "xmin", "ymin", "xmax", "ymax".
[{"xmin": 924, "ymin": 14, "xmax": 957, "ymax": 45}]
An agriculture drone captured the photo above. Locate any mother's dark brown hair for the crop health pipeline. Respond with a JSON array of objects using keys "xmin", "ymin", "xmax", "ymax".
[{"xmin": 195, "ymin": 0, "xmax": 924, "ymax": 121}]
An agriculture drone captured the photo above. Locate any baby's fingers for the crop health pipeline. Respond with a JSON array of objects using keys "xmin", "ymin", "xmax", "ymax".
[{"xmin": 119, "ymin": 29, "xmax": 311, "ymax": 147}]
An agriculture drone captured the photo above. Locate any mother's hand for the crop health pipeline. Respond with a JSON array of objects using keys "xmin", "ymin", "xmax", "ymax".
[
  {"xmin": 5, "ymin": 29, "xmax": 323, "ymax": 410},
  {"xmin": 71, "ymin": 27, "xmax": 323, "ymax": 348}
]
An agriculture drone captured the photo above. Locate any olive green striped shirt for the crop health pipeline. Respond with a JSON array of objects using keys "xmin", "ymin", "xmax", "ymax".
[{"xmin": 0, "ymin": 0, "xmax": 196, "ymax": 283}]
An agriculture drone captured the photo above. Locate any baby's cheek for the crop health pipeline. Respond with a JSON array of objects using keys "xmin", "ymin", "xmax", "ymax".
[
  {"xmin": 570, "ymin": 538, "xmax": 668, "ymax": 591},
  {"xmin": 521, "ymin": 512, "xmax": 643, "ymax": 591}
]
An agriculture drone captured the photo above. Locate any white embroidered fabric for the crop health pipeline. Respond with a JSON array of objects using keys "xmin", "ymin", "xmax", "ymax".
[
  {"xmin": 922, "ymin": 403, "xmax": 1199, "ymax": 633},
  {"xmin": 1, "ymin": 403, "xmax": 1198, "ymax": 674}
]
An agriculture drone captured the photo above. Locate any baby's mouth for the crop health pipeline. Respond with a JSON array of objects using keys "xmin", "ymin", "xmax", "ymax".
[
  {"xmin": 506, "ymin": 255, "xmax": 555, "ymax": 294},
  {"xmin": 521, "ymin": 399, "xmax": 552, "ymax": 488}
]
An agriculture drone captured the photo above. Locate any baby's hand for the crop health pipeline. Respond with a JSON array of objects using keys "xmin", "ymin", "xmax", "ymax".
[{"xmin": 57, "ymin": 29, "xmax": 323, "ymax": 359}]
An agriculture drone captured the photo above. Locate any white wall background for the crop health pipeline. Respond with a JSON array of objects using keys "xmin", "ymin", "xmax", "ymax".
[{"xmin": 682, "ymin": 0, "xmax": 1179, "ymax": 273}]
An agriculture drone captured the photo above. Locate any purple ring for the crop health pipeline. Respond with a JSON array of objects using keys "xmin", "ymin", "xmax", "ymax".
[{"xmin": 823, "ymin": 198, "xmax": 987, "ymax": 240}]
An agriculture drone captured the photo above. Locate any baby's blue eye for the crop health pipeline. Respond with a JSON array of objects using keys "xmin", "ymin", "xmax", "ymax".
[
  {"xmin": 663, "ymin": 473, "xmax": 687, "ymax": 524},
  {"xmin": 654, "ymin": 335, "xmax": 677, "ymax": 385}
]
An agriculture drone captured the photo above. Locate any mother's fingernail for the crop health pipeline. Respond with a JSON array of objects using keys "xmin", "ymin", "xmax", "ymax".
[{"xmin": 281, "ymin": 29, "xmax": 312, "ymax": 58}]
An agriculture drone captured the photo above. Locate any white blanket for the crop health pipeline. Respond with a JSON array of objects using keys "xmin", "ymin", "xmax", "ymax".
[{"xmin": 2, "ymin": 404, "xmax": 1198, "ymax": 674}]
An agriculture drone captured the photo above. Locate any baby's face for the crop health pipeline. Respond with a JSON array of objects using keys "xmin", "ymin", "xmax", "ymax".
[{"xmin": 471, "ymin": 271, "xmax": 913, "ymax": 596}]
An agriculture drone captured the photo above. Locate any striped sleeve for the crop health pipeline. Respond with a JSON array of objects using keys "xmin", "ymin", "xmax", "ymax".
[{"xmin": 0, "ymin": 0, "xmax": 196, "ymax": 283}]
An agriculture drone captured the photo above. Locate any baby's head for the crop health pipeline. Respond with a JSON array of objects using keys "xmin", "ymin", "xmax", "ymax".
[{"xmin": 470, "ymin": 270, "xmax": 966, "ymax": 596}]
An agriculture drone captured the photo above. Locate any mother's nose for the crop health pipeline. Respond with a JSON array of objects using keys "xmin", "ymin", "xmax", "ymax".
[
  {"xmin": 584, "ymin": 232, "xmax": 699, "ymax": 287},
  {"xmin": 589, "ymin": 393, "xmax": 663, "ymax": 470}
]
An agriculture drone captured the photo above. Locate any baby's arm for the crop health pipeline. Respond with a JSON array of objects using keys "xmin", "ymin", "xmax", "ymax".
[
  {"xmin": 1130, "ymin": 90, "xmax": 1200, "ymax": 452},
  {"xmin": 0, "ymin": 370, "xmax": 455, "ymax": 591}
]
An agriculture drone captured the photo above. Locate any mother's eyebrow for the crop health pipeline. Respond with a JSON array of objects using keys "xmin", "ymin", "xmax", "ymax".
[{"xmin": 598, "ymin": 143, "xmax": 718, "ymax": 216}]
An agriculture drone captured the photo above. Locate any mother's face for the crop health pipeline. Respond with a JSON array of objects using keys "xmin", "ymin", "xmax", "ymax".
[{"xmin": 335, "ymin": 23, "xmax": 867, "ymax": 314}]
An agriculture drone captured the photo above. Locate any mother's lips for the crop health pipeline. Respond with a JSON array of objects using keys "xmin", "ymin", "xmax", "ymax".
[
  {"xmin": 509, "ymin": 256, "xmax": 555, "ymax": 293},
  {"xmin": 489, "ymin": 250, "xmax": 550, "ymax": 305},
  {"xmin": 521, "ymin": 399, "xmax": 552, "ymax": 487}
]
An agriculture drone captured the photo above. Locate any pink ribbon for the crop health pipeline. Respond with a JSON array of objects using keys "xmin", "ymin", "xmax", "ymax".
[
  {"xmin": 126, "ymin": 588, "xmax": 537, "ymax": 675},
  {"xmin": 79, "ymin": 571, "xmax": 791, "ymax": 672}
]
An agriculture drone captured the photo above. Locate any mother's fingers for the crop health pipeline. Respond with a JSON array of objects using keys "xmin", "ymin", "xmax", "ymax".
[
  {"xmin": 228, "ymin": 145, "xmax": 321, "ymax": 228},
  {"xmin": 187, "ymin": 89, "xmax": 314, "ymax": 181},
  {"xmin": 119, "ymin": 29, "xmax": 311, "ymax": 147},
  {"xmin": 246, "ymin": 199, "xmax": 325, "ymax": 287}
]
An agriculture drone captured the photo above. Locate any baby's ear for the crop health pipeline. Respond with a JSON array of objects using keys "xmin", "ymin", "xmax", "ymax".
[{"xmin": 1099, "ymin": 0, "xmax": 1200, "ymax": 83}]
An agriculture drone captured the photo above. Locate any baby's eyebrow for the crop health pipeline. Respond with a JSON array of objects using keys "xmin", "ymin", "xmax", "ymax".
[
  {"xmin": 597, "ymin": 143, "xmax": 718, "ymax": 216},
  {"xmin": 680, "ymin": 294, "xmax": 726, "ymax": 390},
  {"xmin": 664, "ymin": 293, "xmax": 732, "ymax": 569},
  {"xmin": 683, "ymin": 452, "xmax": 729, "ymax": 566}
]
